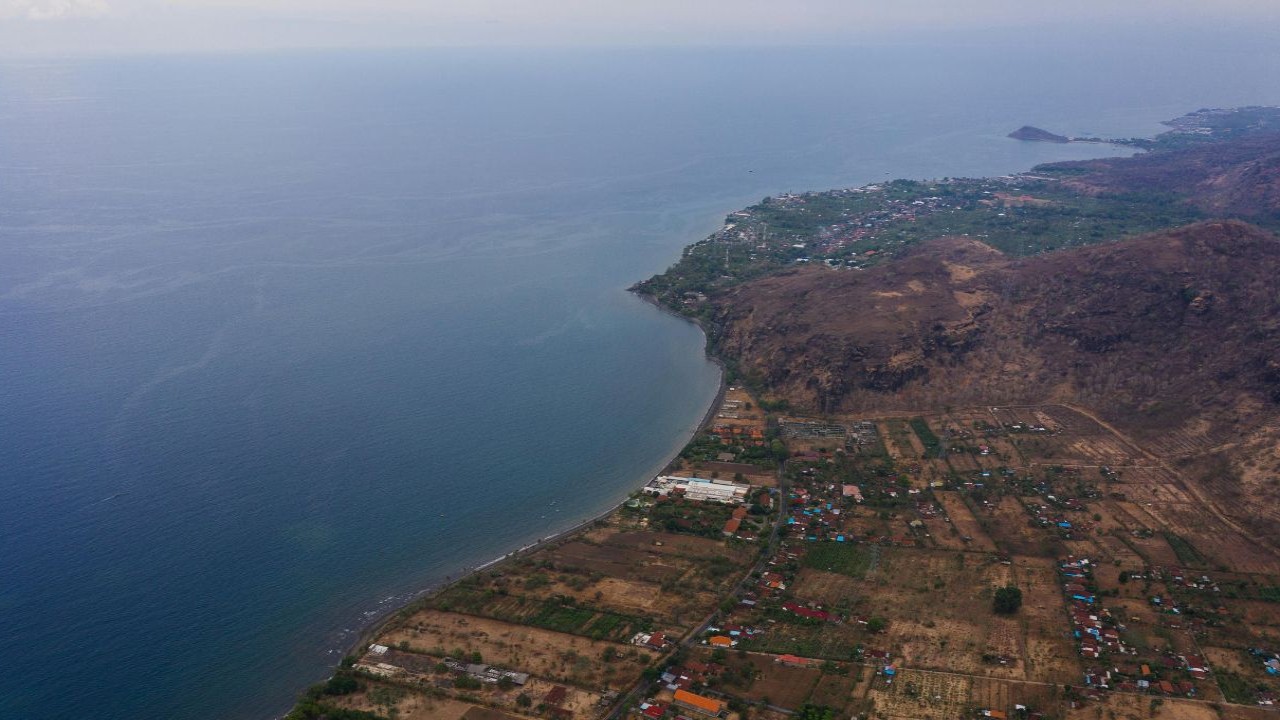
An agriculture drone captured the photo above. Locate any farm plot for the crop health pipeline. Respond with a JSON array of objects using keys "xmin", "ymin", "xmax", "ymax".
[
  {"xmin": 471, "ymin": 561, "xmax": 716, "ymax": 629},
  {"xmin": 1009, "ymin": 556, "xmax": 1081, "ymax": 684},
  {"xmin": 806, "ymin": 673, "xmax": 860, "ymax": 714},
  {"xmin": 792, "ymin": 568, "xmax": 863, "ymax": 607},
  {"xmin": 967, "ymin": 678, "xmax": 1059, "ymax": 718},
  {"xmin": 598, "ymin": 530, "xmax": 755, "ymax": 563},
  {"xmin": 1129, "ymin": 495, "xmax": 1280, "ymax": 574},
  {"xmin": 330, "ymin": 686, "xmax": 478, "ymax": 720},
  {"xmin": 923, "ymin": 516, "xmax": 970, "ymax": 551},
  {"xmin": 516, "ymin": 575, "xmax": 697, "ymax": 621},
  {"xmin": 710, "ymin": 651, "xmax": 822, "ymax": 710},
  {"xmin": 1108, "ymin": 500, "xmax": 1163, "ymax": 533},
  {"xmin": 379, "ymin": 610, "xmax": 655, "ymax": 691},
  {"xmin": 984, "ymin": 617, "xmax": 1024, "ymax": 677},
  {"xmin": 542, "ymin": 540, "xmax": 689, "ymax": 583},
  {"xmin": 1068, "ymin": 694, "xmax": 1223, "ymax": 720},
  {"xmin": 867, "ymin": 667, "xmax": 970, "ymax": 720},
  {"xmin": 877, "ymin": 420, "xmax": 912, "ymax": 461},
  {"xmin": 802, "ymin": 543, "xmax": 876, "ymax": 578},
  {"xmin": 1058, "ymin": 434, "xmax": 1142, "ymax": 466},
  {"xmin": 934, "ymin": 492, "xmax": 998, "ymax": 551},
  {"xmin": 739, "ymin": 617, "xmax": 870, "ymax": 661},
  {"xmin": 983, "ymin": 496, "xmax": 1057, "ymax": 557},
  {"xmin": 889, "ymin": 616, "xmax": 990, "ymax": 675},
  {"xmin": 687, "ymin": 460, "xmax": 778, "ymax": 487},
  {"xmin": 427, "ymin": 584, "xmax": 651, "ymax": 642}
]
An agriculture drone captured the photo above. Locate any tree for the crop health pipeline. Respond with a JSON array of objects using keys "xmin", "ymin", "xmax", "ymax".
[
  {"xmin": 516, "ymin": 694, "xmax": 532, "ymax": 708},
  {"xmin": 322, "ymin": 675, "xmax": 360, "ymax": 696},
  {"xmin": 993, "ymin": 585, "xmax": 1023, "ymax": 614},
  {"xmin": 455, "ymin": 675, "xmax": 483, "ymax": 690},
  {"xmin": 797, "ymin": 704, "xmax": 835, "ymax": 720},
  {"xmin": 866, "ymin": 617, "xmax": 887, "ymax": 633}
]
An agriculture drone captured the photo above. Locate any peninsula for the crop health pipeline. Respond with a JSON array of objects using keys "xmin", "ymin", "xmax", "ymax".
[
  {"xmin": 1007, "ymin": 126, "xmax": 1069, "ymax": 143},
  {"xmin": 288, "ymin": 107, "xmax": 1280, "ymax": 720}
]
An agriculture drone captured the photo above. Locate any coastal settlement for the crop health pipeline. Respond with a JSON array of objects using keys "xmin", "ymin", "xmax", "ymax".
[
  {"xmin": 292, "ymin": 390, "xmax": 1280, "ymax": 720},
  {"xmin": 289, "ymin": 107, "xmax": 1280, "ymax": 720}
]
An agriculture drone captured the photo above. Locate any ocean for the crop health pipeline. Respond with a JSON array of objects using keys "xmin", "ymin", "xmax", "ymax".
[{"xmin": 1, "ymin": 42, "xmax": 1277, "ymax": 719}]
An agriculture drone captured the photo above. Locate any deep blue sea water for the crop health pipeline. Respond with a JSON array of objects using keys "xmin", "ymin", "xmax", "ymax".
[{"xmin": 1, "ymin": 42, "xmax": 1278, "ymax": 719}]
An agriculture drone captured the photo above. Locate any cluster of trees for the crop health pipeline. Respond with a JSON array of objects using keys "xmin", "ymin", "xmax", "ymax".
[{"xmin": 993, "ymin": 585, "xmax": 1023, "ymax": 614}]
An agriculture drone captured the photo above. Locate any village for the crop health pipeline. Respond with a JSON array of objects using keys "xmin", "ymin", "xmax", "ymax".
[{"xmin": 312, "ymin": 389, "xmax": 1280, "ymax": 720}]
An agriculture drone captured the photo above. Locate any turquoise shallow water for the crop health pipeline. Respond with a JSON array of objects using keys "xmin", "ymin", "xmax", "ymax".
[{"xmin": 1, "ymin": 44, "xmax": 1277, "ymax": 719}]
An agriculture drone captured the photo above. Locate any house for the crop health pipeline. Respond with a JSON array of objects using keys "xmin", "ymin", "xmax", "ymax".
[
  {"xmin": 775, "ymin": 654, "xmax": 821, "ymax": 668},
  {"xmin": 633, "ymin": 631, "xmax": 670, "ymax": 650},
  {"xmin": 782, "ymin": 602, "xmax": 834, "ymax": 622},
  {"xmin": 639, "ymin": 701, "xmax": 667, "ymax": 719},
  {"xmin": 673, "ymin": 689, "xmax": 725, "ymax": 717},
  {"xmin": 1182, "ymin": 655, "xmax": 1209, "ymax": 676},
  {"xmin": 708, "ymin": 635, "xmax": 735, "ymax": 648},
  {"xmin": 842, "ymin": 484, "xmax": 864, "ymax": 502}
]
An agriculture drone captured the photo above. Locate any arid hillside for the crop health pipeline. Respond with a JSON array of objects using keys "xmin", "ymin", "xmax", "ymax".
[
  {"xmin": 713, "ymin": 221, "xmax": 1279, "ymax": 417},
  {"xmin": 1045, "ymin": 130, "xmax": 1280, "ymax": 222}
]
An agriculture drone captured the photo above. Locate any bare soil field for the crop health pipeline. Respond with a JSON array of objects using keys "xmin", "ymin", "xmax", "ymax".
[
  {"xmin": 890, "ymin": 617, "xmax": 989, "ymax": 675},
  {"xmin": 807, "ymin": 672, "xmax": 860, "ymax": 713},
  {"xmin": 877, "ymin": 420, "xmax": 911, "ymax": 461},
  {"xmin": 867, "ymin": 667, "xmax": 970, "ymax": 720},
  {"xmin": 544, "ymin": 540, "xmax": 689, "ymax": 583},
  {"xmin": 790, "ymin": 548, "xmax": 1074, "ymax": 680},
  {"xmin": 968, "ymin": 677, "xmax": 1059, "ymax": 717},
  {"xmin": 333, "ymin": 688, "xmax": 477, "ymax": 720},
  {"xmin": 934, "ymin": 492, "xmax": 998, "ymax": 551},
  {"xmin": 509, "ymin": 573, "xmax": 713, "ymax": 630},
  {"xmin": 685, "ymin": 460, "xmax": 778, "ymax": 487},
  {"xmin": 712, "ymin": 652, "xmax": 821, "ymax": 710},
  {"xmin": 1009, "ymin": 556, "xmax": 1082, "ymax": 684},
  {"xmin": 984, "ymin": 495, "xmax": 1055, "ymax": 557},
  {"xmin": 379, "ymin": 610, "xmax": 653, "ymax": 691},
  {"xmin": 791, "ymin": 568, "xmax": 862, "ymax": 606},
  {"xmin": 594, "ymin": 529, "xmax": 755, "ymax": 563},
  {"xmin": 1067, "ymin": 694, "xmax": 1224, "ymax": 720},
  {"xmin": 742, "ymin": 617, "xmax": 870, "ymax": 661},
  {"xmin": 923, "ymin": 516, "xmax": 970, "ymax": 551}
]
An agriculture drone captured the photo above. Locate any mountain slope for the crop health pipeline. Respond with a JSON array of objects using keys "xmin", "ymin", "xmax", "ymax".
[{"xmin": 713, "ymin": 220, "xmax": 1280, "ymax": 421}]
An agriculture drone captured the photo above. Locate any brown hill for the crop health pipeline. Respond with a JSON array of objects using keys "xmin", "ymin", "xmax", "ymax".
[
  {"xmin": 715, "ymin": 220, "xmax": 1280, "ymax": 418},
  {"xmin": 1045, "ymin": 130, "xmax": 1280, "ymax": 222},
  {"xmin": 710, "ymin": 221, "xmax": 1280, "ymax": 542}
]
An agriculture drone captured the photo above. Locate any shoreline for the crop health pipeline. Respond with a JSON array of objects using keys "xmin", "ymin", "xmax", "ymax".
[{"xmin": 320, "ymin": 288, "xmax": 728, "ymax": 711}]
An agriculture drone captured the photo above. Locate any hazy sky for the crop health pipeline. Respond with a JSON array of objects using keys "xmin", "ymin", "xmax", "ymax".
[{"xmin": 2, "ymin": 0, "xmax": 1280, "ymax": 56}]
